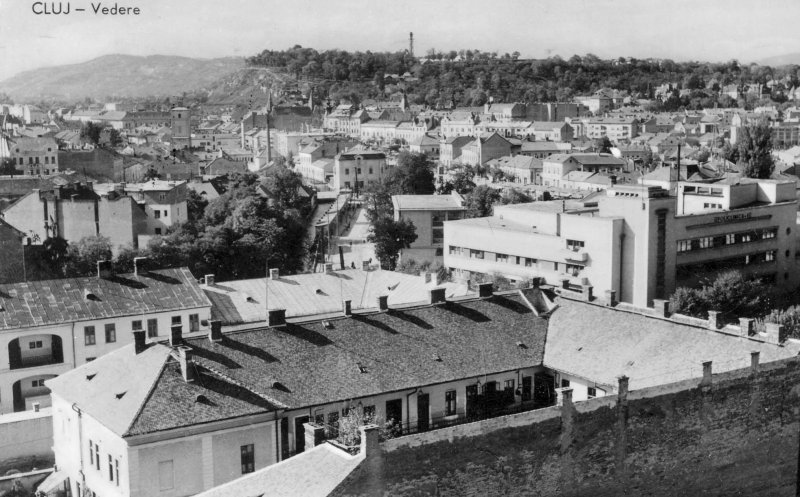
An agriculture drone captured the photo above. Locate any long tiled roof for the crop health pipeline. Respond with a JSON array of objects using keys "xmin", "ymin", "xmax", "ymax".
[{"xmin": 0, "ymin": 267, "xmax": 211, "ymax": 330}]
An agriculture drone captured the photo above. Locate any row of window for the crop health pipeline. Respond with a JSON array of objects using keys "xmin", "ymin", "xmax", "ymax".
[
  {"xmin": 343, "ymin": 167, "xmax": 375, "ymax": 176},
  {"xmin": 683, "ymin": 185, "xmax": 724, "ymax": 196},
  {"xmin": 153, "ymin": 209, "xmax": 169, "ymax": 219},
  {"xmin": 448, "ymin": 246, "xmax": 582, "ymax": 274},
  {"xmin": 16, "ymin": 156, "xmax": 57, "ymax": 165},
  {"xmin": 84, "ymin": 314, "xmax": 199, "ymax": 345},
  {"xmin": 676, "ymin": 250, "xmax": 777, "ymax": 278},
  {"xmin": 88, "ymin": 440, "xmax": 121, "ymax": 487},
  {"xmin": 676, "ymin": 227, "xmax": 778, "ymax": 253}
]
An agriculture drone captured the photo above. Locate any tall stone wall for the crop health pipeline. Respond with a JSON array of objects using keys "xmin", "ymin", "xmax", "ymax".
[{"xmin": 333, "ymin": 356, "xmax": 800, "ymax": 496}]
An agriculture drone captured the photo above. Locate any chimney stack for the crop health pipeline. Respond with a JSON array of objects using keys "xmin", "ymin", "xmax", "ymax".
[
  {"xmin": 707, "ymin": 310, "xmax": 720, "ymax": 330},
  {"xmin": 429, "ymin": 287, "xmax": 446, "ymax": 304},
  {"xmin": 343, "ymin": 300, "xmax": 352, "ymax": 316},
  {"xmin": 269, "ymin": 268, "xmax": 279, "ymax": 280},
  {"xmin": 764, "ymin": 322, "xmax": 784, "ymax": 345},
  {"xmin": 324, "ymin": 262, "xmax": 333, "ymax": 274},
  {"xmin": 478, "ymin": 282, "xmax": 493, "ymax": 298},
  {"xmin": 268, "ymin": 309, "xmax": 286, "ymax": 327},
  {"xmin": 133, "ymin": 330, "xmax": 147, "ymax": 354},
  {"xmin": 133, "ymin": 257, "xmax": 148, "ymax": 276},
  {"xmin": 701, "ymin": 361, "xmax": 713, "ymax": 386},
  {"xmin": 604, "ymin": 289, "xmax": 617, "ymax": 307},
  {"xmin": 377, "ymin": 295, "xmax": 388, "ymax": 311},
  {"xmin": 97, "ymin": 260, "xmax": 113, "ymax": 279},
  {"xmin": 208, "ymin": 320, "xmax": 223, "ymax": 342},
  {"xmin": 169, "ymin": 325, "xmax": 182, "ymax": 347},
  {"xmin": 738, "ymin": 318, "xmax": 755, "ymax": 337},
  {"xmin": 204, "ymin": 274, "xmax": 215, "ymax": 286},
  {"xmin": 581, "ymin": 284, "xmax": 593, "ymax": 302},
  {"xmin": 651, "ymin": 299, "xmax": 669, "ymax": 318},
  {"xmin": 177, "ymin": 346, "xmax": 197, "ymax": 383},
  {"xmin": 362, "ymin": 260, "xmax": 371, "ymax": 271}
]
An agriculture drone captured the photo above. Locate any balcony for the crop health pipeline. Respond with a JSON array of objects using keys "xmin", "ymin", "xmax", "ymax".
[{"xmin": 560, "ymin": 248, "xmax": 588, "ymax": 263}]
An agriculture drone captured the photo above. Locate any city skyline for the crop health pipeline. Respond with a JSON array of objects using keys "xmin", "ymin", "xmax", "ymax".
[{"xmin": 2, "ymin": 0, "xmax": 800, "ymax": 81}]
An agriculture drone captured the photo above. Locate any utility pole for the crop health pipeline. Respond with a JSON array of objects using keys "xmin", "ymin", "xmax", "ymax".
[{"xmin": 409, "ymin": 32, "xmax": 414, "ymax": 59}]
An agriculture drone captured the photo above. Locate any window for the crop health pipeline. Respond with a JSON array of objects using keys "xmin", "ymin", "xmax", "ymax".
[
  {"xmin": 154, "ymin": 210, "xmax": 161, "ymax": 219},
  {"xmin": 566, "ymin": 239, "xmax": 585, "ymax": 250},
  {"xmin": 345, "ymin": 168, "xmax": 350, "ymax": 175},
  {"xmin": 158, "ymin": 460, "xmax": 174, "ymax": 490},
  {"xmin": 163, "ymin": 210, "xmax": 168, "ymax": 217},
  {"xmin": 84, "ymin": 326, "xmax": 96, "ymax": 346},
  {"xmin": 115, "ymin": 459, "xmax": 120, "ymax": 486},
  {"xmin": 363, "ymin": 405, "xmax": 376, "ymax": 421},
  {"xmin": 171, "ymin": 316, "xmax": 182, "ymax": 326},
  {"xmin": 108, "ymin": 455, "xmax": 114, "ymax": 481},
  {"xmin": 105, "ymin": 323, "xmax": 116, "ymax": 343},
  {"xmin": 95, "ymin": 442, "xmax": 101, "ymax": 470},
  {"xmin": 88, "ymin": 440, "xmax": 94, "ymax": 467},
  {"xmin": 86, "ymin": 357, "xmax": 96, "ymax": 362},
  {"xmin": 445, "ymin": 390, "xmax": 457, "ymax": 416},
  {"xmin": 147, "ymin": 318, "xmax": 158, "ymax": 338},
  {"xmin": 357, "ymin": 168, "xmax": 362, "ymax": 175},
  {"xmin": 566, "ymin": 264, "xmax": 583, "ymax": 276},
  {"xmin": 496, "ymin": 253, "xmax": 508, "ymax": 263},
  {"xmin": 470, "ymin": 249, "xmax": 484, "ymax": 259},
  {"xmin": 29, "ymin": 340, "xmax": 43, "ymax": 349},
  {"xmin": 368, "ymin": 167, "xmax": 373, "ymax": 174},
  {"xmin": 154, "ymin": 228, "xmax": 162, "ymax": 235},
  {"xmin": 159, "ymin": 193, "xmax": 166, "ymax": 201},
  {"xmin": 132, "ymin": 320, "xmax": 143, "ymax": 331},
  {"xmin": 241, "ymin": 444, "xmax": 255, "ymax": 474},
  {"xmin": 189, "ymin": 314, "xmax": 199, "ymax": 332},
  {"xmin": 504, "ymin": 379, "xmax": 515, "ymax": 392},
  {"xmin": 525, "ymin": 258, "xmax": 536, "ymax": 267},
  {"xmin": 32, "ymin": 379, "xmax": 45, "ymax": 388},
  {"xmin": 561, "ymin": 379, "xmax": 570, "ymax": 388},
  {"xmin": 588, "ymin": 387, "xmax": 597, "ymax": 399}
]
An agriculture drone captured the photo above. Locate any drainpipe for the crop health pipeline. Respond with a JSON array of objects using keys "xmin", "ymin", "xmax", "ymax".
[
  {"xmin": 618, "ymin": 233, "xmax": 626, "ymax": 303},
  {"xmin": 274, "ymin": 409, "xmax": 283, "ymax": 463},
  {"xmin": 70, "ymin": 322, "xmax": 76, "ymax": 369},
  {"xmin": 71, "ymin": 403, "xmax": 86, "ymax": 489}
]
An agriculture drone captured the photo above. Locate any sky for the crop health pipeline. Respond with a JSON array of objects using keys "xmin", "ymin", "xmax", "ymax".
[{"xmin": 1, "ymin": 0, "xmax": 800, "ymax": 81}]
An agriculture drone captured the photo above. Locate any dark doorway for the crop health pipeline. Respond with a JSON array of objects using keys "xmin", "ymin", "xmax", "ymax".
[
  {"xmin": 294, "ymin": 415, "xmax": 309, "ymax": 454},
  {"xmin": 522, "ymin": 376, "xmax": 533, "ymax": 401},
  {"xmin": 12, "ymin": 381, "xmax": 23, "ymax": 412},
  {"xmin": 533, "ymin": 372, "xmax": 556, "ymax": 408},
  {"xmin": 417, "ymin": 393, "xmax": 430, "ymax": 432},
  {"xmin": 466, "ymin": 384, "xmax": 479, "ymax": 420},
  {"xmin": 280, "ymin": 417, "xmax": 289, "ymax": 460},
  {"xmin": 386, "ymin": 399, "xmax": 403, "ymax": 436}
]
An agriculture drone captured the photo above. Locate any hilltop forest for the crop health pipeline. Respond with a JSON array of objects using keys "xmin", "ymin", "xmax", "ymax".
[{"xmin": 247, "ymin": 46, "xmax": 800, "ymax": 111}]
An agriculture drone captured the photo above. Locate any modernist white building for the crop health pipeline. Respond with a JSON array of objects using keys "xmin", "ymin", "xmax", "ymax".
[{"xmin": 444, "ymin": 179, "xmax": 799, "ymax": 308}]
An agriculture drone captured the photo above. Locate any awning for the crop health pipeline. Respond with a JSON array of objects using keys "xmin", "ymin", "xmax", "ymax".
[{"xmin": 36, "ymin": 470, "xmax": 68, "ymax": 495}]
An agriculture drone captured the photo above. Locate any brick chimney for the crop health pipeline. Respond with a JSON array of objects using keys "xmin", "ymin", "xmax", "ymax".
[
  {"xmin": 429, "ymin": 287, "xmax": 446, "ymax": 304},
  {"xmin": 97, "ymin": 260, "xmax": 113, "ymax": 279},
  {"xmin": 739, "ymin": 318, "xmax": 755, "ymax": 337},
  {"xmin": 651, "ymin": 299, "xmax": 669, "ymax": 318},
  {"xmin": 764, "ymin": 322, "xmax": 784, "ymax": 345},
  {"xmin": 362, "ymin": 260, "xmax": 371, "ymax": 271},
  {"xmin": 343, "ymin": 300, "xmax": 352, "ymax": 316},
  {"xmin": 177, "ymin": 346, "xmax": 197, "ymax": 383},
  {"xmin": 133, "ymin": 330, "xmax": 147, "ymax": 354},
  {"xmin": 377, "ymin": 295, "xmax": 388, "ymax": 311},
  {"xmin": 268, "ymin": 309, "xmax": 286, "ymax": 327},
  {"xmin": 269, "ymin": 268, "xmax": 280, "ymax": 280},
  {"xmin": 604, "ymin": 290, "xmax": 617, "ymax": 307},
  {"xmin": 169, "ymin": 325, "xmax": 182, "ymax": 347},
  {"xmin": 204, "ymin": 274, "xmax": 215, "ymax": 286},
  {"xmin": 304, "ymin": 422, "xmax": 326, "ymax": 451},
  {"xmin": 478, "ymin": 282, "xmax": 493, "ymax": 298},
  {"xmin": 133, "ymin": 257, "xmax": 148, "ymax": 275},
  {"xmin": 707, "ymin": 310, "xmax": 720, "ymax": 330},
  {"xmin": 701, "ymin": 361, "xmax": 713, "ymax": 386},
  {"xmin": 581, "ymin": 284, "xmax": 593, "ymax": 302},
  {"xmin": 208, "ymin": 320, "xmax": 223, "ymax": 342}
]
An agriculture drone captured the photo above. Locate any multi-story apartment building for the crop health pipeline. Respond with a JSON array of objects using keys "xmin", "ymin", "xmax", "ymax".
[
  {"xmin": 8, "ymin": 137, "xmax": 59, "ymax": 176},
  {"xmin": 333, "ymin": 149, "xmax": 387, "ymax": 191},
  {"xmin": 444, "ymin": 179, "xmax": 799, "ymax": 308},
  {"xmin": 541, "ymin": 153, "xmax": 627, "ymax": 188},
  {"xmin": 0, "ymin": 261, "xmax": 211, "ymax": 414},
  {"xmin": 392, "ymin": 192, "xmax": 467, "ymax": 263},
  {"xmin": 529, "ymin": 122, "xmax": 574, "ymax": 142},
  {"xmin": 121, "ymin": 111, "xmax": 171, "ymax": 131},
  {"xmin": 584, "ymin": 116, "xmax": 639, "ymax": 141},
  {"xmin": 459, "ymin": 133, "xmax": 513, "ymax": 167},
  {"xmin": 118, "ymin": 180, "xmax": 188, "ymax": 245}
]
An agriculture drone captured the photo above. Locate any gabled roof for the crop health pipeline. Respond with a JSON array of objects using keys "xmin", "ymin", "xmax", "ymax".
[
  {"xmin": 486, "ymin": 155, "xmax": 542, "ymax": 170},
  {"xmin": 0, "ymin": 267, "xmax": 210, "ymax": 330}
]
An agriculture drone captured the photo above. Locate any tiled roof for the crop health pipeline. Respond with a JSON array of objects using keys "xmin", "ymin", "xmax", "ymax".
[
  {"xmin": 486, "ymin": 155, "xmax": 542, "ymax": 170},
  {"xmin": 0, "ymin": 267, "xmax": 211, "ymax": 330},
  {"xmin": 392, "ymin": 194, "xmax": 465, "ymax": 211},
  {"xmin": 544, "ymin": 297, "xmax": 800, "ymax": 390},
  {"xmin": 202, "ymin": 268, "xmax": 471, "ymax": 324}
]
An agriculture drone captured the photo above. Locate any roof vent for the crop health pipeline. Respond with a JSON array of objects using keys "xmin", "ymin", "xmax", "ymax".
[
  {"xmin": 431, "ymin": 353, "xmax": 442, "ymax": 362},
  {"xmin": 357, "ymin": 363, "xmax": 368, "ymax": 374},
  {"xmin": 322, "ymin": 320, "xmax": 334, "ymax": 329},
  {"xmin": 272, "ymin": 381, "xmax": 290, "ymax": 392},
  {"xmin": 195, "ymin": 394, "xmax": 209, "ymax": 403},
  {"xmin": 84, "ymin": 288, "xmax": 99, "ymax": 301},
  {"xmin": 246, "ymin": 295, "xmax": 257, "ymax": 303},
  {"xmin": 86, "ymin": 373, "xmax": 96, "ymax": 381},
  {"xmin": 115, "ymin": 392, "xmax": 126, "ymax": 400},
  {"xmin": 315, "ymin": 289, "xmax": 325, "ymax": 295},
  {"xmin": 516, "ymin": 341, "xmax": 527, "ymax": 349}
]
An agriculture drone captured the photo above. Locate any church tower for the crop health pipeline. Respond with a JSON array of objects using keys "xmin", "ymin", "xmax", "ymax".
[{"xmin": 170, "ymin": 106, "xmax": 191, "ymax": 150}]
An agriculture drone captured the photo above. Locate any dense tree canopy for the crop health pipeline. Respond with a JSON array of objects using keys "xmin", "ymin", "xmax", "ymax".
[
  {"xmin": 669, "ymin": 270, "xmax": 772, "ymax": 323},
  {"xmin": 737, "ymin": 119, "xmax": 775, "ymax": 179}
]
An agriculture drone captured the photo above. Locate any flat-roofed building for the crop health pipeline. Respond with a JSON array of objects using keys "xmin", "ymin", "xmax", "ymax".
[{"xmin": 392, "ymin": 192, "xmax": 467, "ymax": 263}]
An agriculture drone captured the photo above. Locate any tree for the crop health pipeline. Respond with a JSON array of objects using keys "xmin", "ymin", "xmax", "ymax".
[
  {"xmin": 737, "ymin": 119, "xmax": 775, "ymax": 179},
  {"xmin": 0, "ymin": 158, "xmax": 19, "ymax": 175},
  {"xmin": 464, "ymin": 185, "xmax": 501, "ymax": 218},
  {"xmin": 186, "ymin": 189, "xmax": 209, "ymax": 225},
  {"xmin": 386, "ymin": 151, "xmax": 435, "ymax": 195},
  {"xmin": 669, "ymin": 270, "xmax": 772, "ymax": 323},
  {"xmin": 41, "ymin": 236, "xmax": 69, "ymax": 277},
  {"xmin": 108, "ymin": 128, "xmax": 123, "ymax": 148},
  {"xmin": 142, "ymin": 166, "xmax": 161, "ymax": 181},
  {"xmin": 593, "ymin": 136, "xmax": 613, "ymax": 154},
  {"xmin": 81, "ymin": 122, "xmax": 103, "ymax": 146},
  {"xmin": 64, "ymin": 235, "xmax": 114, "ymax": 277},
  {"xmin": 498, "ymin": 188, "xmax": 533, "ymax": 205},
  {"xmin": 367, "ymin": 216, "xmax": 417, "ymax": 271}
]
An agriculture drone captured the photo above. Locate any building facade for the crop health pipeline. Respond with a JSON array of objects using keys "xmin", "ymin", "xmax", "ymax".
[
  {"xmin": 333, "ymin": 150, "xmax": 387, "ymax": 191},
  {"xmin": 392, "ymin": 192, "xmax": 467, "ymax": 263}
]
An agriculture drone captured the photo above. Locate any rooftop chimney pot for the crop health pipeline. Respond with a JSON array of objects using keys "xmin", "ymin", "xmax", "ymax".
[
  {"xmin": 739, "ymin": 317, "xmax": 755, "ymax": 337},
  {"xmin": 177, "ymin": 346, "xmax": 196, "ymax": 383},
  {"xmin": 133, "ymin": 330, "xmax": 147, "ymax": 354},
  {"xmin": 707, "ymin": 310, "xmax": 721, "ymax": 330},
  {"xmin": 133, "ymin": 257, "xmax": 148, "ymax": 276},
  {"xmin": 169, "ymin": 325, "xmax": 182, "ymax": 347},
  {"xmin": 267, "ymin": 309, "xmax": 287, "ymax": 327},
  {"xmin": 343, "ymin": 300, "xmax": 352, "ymax": 316},
  {"xmin": 97, "ymin": 260, "xmax": 113, "ymax": 279},
  {"xmin": 478, "ymin": 282, "xmax": 493, "ymax": 298},
  {"xmin": 377, "ymin": 295, "xmax": 389, "ymax": 311},
  {"xmin": 209, "ymin": 320, "xmax": 223, "ymax": 342},
  {"xmin": 269, "ymin": 268, "xmax": 279, "ymax": 280},
  {"xmin": 764, "ymin": 322, "xmax": 784, "ymax": 344},
  {"xmin": 204, "ymin": 274, "xmax": 215, "ymax": 286}
]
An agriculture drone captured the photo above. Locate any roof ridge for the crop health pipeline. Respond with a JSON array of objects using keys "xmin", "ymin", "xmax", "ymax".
[{"xmin": 122, "ymin": 347, "xmax": 171, "ymax": 437}]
